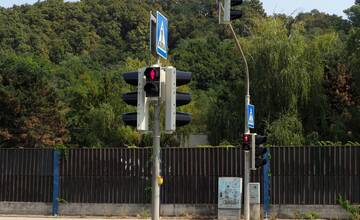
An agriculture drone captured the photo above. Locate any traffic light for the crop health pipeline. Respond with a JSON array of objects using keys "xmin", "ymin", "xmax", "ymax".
[
  {"xmin": 122, "ymin": 66, "xmax": 192, "ymax": 133},
  {"xmin": 164, "ymin": 67, "xmax": 192, "ymax": 133},
  {"xmin": 122, "ymin": 68, "xmax": 149, "ymax": 131},
  {"xmin": 254, "ymin": 134, "xmax": 268, "ymax": 169},
  {"xmin": 144, "ymin": 67, "xmax": 161, "ymax": 97},
  {"xmin": 224, "ymin": 0, "xmax": 243, "ymax": 22},
  {"xmin": 242, "ymin": 133, "xmax": 251, "ymax": 151}
]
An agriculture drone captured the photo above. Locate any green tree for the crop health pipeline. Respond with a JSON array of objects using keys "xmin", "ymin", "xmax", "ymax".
[
  {"xmin": 266, "ymin": 112, "xmax": 305, "ymax": 146},
  {"xmin": 246, "ymin": 18, "xmax": 313, "ymax": 127},
  {"xmin": 345, "ymin": 4, "xmax": 360, "ymax": 27},
  {"xmin": 0, "ymin": 0, "xmax": 359, "ymax": 147},
  {"xmin": 296, "ymin": 10, "xmax": 350, "ymax": 37},
  {"xmin": 0, "ymin": 53, "xmax": 68, "ymax": 148}
]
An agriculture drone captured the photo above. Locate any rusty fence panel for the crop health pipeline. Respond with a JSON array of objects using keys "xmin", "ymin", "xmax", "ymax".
[{"xmin": 0, "ymin": 148, "xmax": 53, "ymax": 202}]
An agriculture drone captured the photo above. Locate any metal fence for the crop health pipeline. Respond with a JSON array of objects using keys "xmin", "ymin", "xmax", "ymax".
[
  {"xmin": 0, "ymin": 149, "xmax": 53, "ymax": 202},
  {"xmin": 270, "ymin": 147, "xmax": 360, "ymax": 204},
  {"xmin": 0, "ymin": 147, "xmax": 359, "ymax": 204}
]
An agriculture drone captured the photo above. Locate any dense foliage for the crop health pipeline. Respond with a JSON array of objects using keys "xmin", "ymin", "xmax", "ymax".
[{"xmin": 0, "ymin": 0, "xmax": 359, "ymax": 148}]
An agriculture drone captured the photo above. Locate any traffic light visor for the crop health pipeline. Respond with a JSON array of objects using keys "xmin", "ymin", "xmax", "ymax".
[
  {"xmin": 255, "ymin": 135, "xmax": 267, "ymax": 145},
  {"xmin": 231, "ymin": 0, "xmax": 243, "ymax": 6}
]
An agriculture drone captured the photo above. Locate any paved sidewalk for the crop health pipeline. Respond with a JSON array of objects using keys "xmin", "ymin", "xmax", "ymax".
[{"xmin": 0, "ymin": 216, "xmax": 214, "ymax": 220}]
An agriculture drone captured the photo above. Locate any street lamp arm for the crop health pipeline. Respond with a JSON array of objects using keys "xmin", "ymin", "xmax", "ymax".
[{"xmin": 228, "ymin": 23, "xmax": 250, "ymax": 97}]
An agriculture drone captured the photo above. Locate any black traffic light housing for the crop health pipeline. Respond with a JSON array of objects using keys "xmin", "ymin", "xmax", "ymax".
[
  {"xmin": 230, "ymin": 0, "xmax": 243, "ymax": 20},
  {"xmin": 122, "ymin": 112, "xmax": 137, "ymax": 127},
  {"xmin": 144, "ymin": 67, "xmax": 161, "ymax": 97},
  {"xmin": 122, "ymin": 92, "xmax": 137, "ymax": 106},
  {"xmin": 121, "ymin": 68, "xmax": 149, "ymax": 131},
  {"xmin": 255, "ymin": 135, "xmax": 267, "ymax": 168},
  {"xmin": 176, "ymin": 70, "xmax": 192, "ymax": 126},
  {"xmin": 164, "ymin": 67, "xmax": 192, "ymax": 132},
  {"xmin": 122, "ymin": 71, "xmax": 139, "ymax": 127},
  {"xmin": 221, "ymin": 0, "xmax": 244, "ymax": 24},
  {"xmin": 242, "ymin": 133, "xmax": 251, "ymax": 151},
  {"xmin": 122, "ymin": 67, "xmax": 193, "ymax": 131}
]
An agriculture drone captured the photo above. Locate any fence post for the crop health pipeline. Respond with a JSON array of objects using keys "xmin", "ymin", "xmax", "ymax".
[
  {"xmin": 52, "ymin": 150, "xmax": 60, "ymax": 216},
  {"xmin": 262, "ymin": 150, "xmax": 270, "ymax": 219}
]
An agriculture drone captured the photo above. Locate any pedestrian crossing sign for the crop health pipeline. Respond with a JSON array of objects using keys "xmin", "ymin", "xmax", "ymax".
[
  {"xmin": 156, "ymin": 11, "xmax": 168, "ymax": 59},
  {"xmin": 247, "ymin": 104, "xmax": 255, "ymax": 129}
]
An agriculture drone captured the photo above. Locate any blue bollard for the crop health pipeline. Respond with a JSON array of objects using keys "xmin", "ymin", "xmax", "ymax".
[
  {"xmin": 262, "ymin": 151, "xmax": 270, "ymax": 218},
  {"xmin": 52, "ymin": 150, "xmax": 60, "ymax": 216}
]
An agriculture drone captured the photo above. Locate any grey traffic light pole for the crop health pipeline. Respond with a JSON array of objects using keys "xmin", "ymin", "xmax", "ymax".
[
  {"xmin": 227, "ymin": 22, "xmax": 251, "ymax": 220},
  {"xmin": 151, "ymin": 59, "xmax": 162, "ymax": 220},
  {"xmin": 151, "ymin": 98, "xmax": 161, "ymax": 220}
]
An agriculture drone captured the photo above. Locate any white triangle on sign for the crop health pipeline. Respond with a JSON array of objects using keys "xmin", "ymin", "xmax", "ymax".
[
  {"xmin": 158, "ymin": 21, "xmax": 166, "ymax": 51},
  {"xmin": 249, "ymin": 109, "xmax": 254, "ymax": 124}
]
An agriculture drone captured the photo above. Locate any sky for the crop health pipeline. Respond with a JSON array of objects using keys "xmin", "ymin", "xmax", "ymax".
[
  {"xmin": 261, "ymin": 0, "xmax": 355, "ymax": 18},
  {"xmin": 0, "ymin": 0, "xmax": 356, "ymax": 18},
  {"xmin": 0, "ymin": 0, "xmax": 78, "ymax": 8}
]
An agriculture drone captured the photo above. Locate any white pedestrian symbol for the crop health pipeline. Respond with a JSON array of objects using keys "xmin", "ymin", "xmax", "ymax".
[
  {"xmin": 158, "ymin": 21, "xmax": 166, "ymax": 51},
  {"xmin": 249, "ymin": 109, "xmax": 254, "ymax": 124}
]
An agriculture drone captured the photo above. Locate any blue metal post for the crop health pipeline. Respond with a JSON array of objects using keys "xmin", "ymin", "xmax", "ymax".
[
  {"xmin": 262, "ymin": 151, "xmax": 270, "ymax": 218},
  {"xmin": 52, "ymin": 150, "xmax": 60, "ymax": 216}
]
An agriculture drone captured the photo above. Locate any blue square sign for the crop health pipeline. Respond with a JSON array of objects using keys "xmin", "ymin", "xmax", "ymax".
[
  {"xmin": 247, "ymin": 104, "xmax": 255, "ymax": 129},
  {"xmin": 156, "ymin": 11, "xmax": 168, "ymax": 59}
]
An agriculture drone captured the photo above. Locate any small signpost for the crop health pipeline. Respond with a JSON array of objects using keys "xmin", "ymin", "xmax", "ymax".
[{"xmin": 156, "ymin": 11, "xmax": 168, "ymax": 59}]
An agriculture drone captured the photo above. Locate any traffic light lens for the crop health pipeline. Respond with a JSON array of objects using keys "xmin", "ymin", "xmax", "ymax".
[
  {"xmin": 144, "ymin": 67, "xmax": 160, "ymax": 81},
  {"xmin": 150, "ymin": 69, "xmax": 156, "ymax": 80},
  {"xmin": 243, "ymin": 135, "xmax": 249, "ymax": 142}
]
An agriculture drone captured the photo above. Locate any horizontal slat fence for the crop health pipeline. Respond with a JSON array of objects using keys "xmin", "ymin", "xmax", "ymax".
[{"xmin": 0, "ymin": 146, "xmax": 359, "ymax": 204}]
